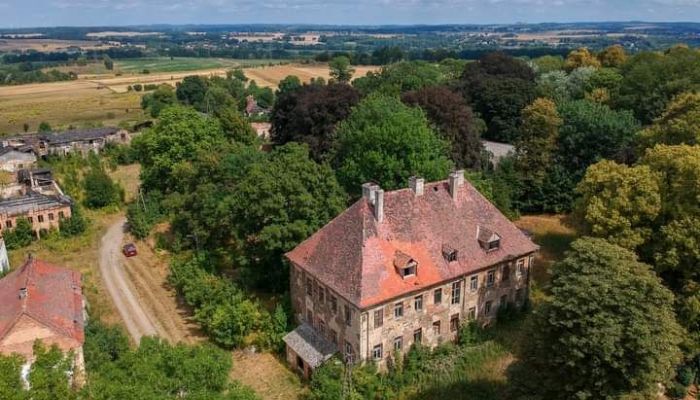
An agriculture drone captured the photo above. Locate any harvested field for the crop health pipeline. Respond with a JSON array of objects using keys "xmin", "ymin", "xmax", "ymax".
[
  {"xmin": 0, "ymin": 63, "xmax": 378, "ymax": 134},
  {"xmin": 0, "ymin": 80, "xmax": 144, "ymax": 134},
  {"xmin": 0, "ymin": 38, "xmax": 105, "ymax": 52}
]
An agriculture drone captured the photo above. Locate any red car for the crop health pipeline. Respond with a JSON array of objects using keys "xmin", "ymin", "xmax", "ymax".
[{"xmin": 122, "ymin": 243, "xmax": 138, "ymax": 257}]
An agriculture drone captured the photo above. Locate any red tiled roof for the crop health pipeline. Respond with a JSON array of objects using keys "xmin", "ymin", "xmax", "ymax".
[
  {"xmin": 286, "ymin": 178, "xmax": 539, "ymax": 309},
  {"xmin": 0, "ymin": 258, "xmax": 84, "ymax": 344}
]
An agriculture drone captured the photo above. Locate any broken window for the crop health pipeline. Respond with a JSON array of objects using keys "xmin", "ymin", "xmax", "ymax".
[
  {"xmin": 487, "ymin": 270, "xmax": 496, "ymax": 287},
  {"xmin": 394, "ymin": 302, "xmax": 404, "ymax": 318},
  {"xmin": 393, "ymin": 336, "xmax": 403, "ymax": 351},
  {"xmin": 451, "ymin": 281, "xmax": 461, "ymax": 305},
  {"xmin": 413, "ymin": 328, "xmax": 422, "ymax": 344},
  {"xmin": 433, "ymin": 288, "xmax": 442, "ymax": 304},
  {"xmin": 374, "ymin": 309, "xmax": 383, "ymax": 328},
  {"xmin": 470, "ymin": 275, "xmax": 478, "ymax": 292},
  {"xmin": 414, "ymin": 295, "xmax": 423, "ymax": 311},
  {"xmin": 485, "ymin": 301, "xmax": 492, "ymax": 315},
  {"xmin": 442, "ymin": 244, "xmax": 458, "ymax": 262},
  {"xmin": 432, "ymin": 320, "xmax": 441, "ymax": 335},
  {"xmin": 330, "ymin": 296, "xmax": 337, "ymax": 314},
  {"xmin": 502, "ymin": 264, "xmax": 510, "ymax": 283},
  {"xmin": 372, "ymin": 344, "xmax": 383, "ymax": 360},
  {"xmin": 344, "ymin": 305, "xmax": 351, "ymax": 326},
  {"xmin": 450, "ymin": 314, "xmax": 460, "ymax": 332}
]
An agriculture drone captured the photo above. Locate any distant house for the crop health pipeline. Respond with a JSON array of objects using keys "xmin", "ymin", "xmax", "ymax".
[
  {"xmin": 0, "ymin": 149, "xmax": 37, "ymax": 173},
  {"xmin": 0, "ymin": 192, "xmax": 72, "ymax": 238},
  {"xmin": 245, "ymin": 95, "xmax": 269, "ymax": 117},
  {"xmin": 251, "ymin": 122, "xmax": 271, "ymax": 140},
  {"xmin": 37, "ymin": 127, "xmax": 131, "ymax": 157},
  {"xmin": 284, "ymin": 171, "xmax": 538, "ymax": 377},
  {"xmin": 0, "ymin": 258, "xmax": 85, "ymax": 373},
  {"xmin": 481, "ymin": 140, "xmax": 515, "ymax": 167}
]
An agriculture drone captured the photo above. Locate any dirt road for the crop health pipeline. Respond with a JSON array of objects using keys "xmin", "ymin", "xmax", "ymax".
[{"xmin": 99, "ymin": 217, "xmax": 158, "ymax": 341}]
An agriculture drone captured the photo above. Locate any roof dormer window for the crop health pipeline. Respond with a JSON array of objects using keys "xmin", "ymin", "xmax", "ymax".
[
  {"xmin": 394, "ymin": 251, "xmax": 417, "ymax": 278},
  {"xmin": 442, "ymin": 244, "xmax": 458, "ymax": 262},
  {"xmin": 477, "ymin": 226, "xmax": 501, "ymax": 252}
]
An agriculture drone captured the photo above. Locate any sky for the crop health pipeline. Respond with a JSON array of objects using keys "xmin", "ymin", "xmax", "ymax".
[{"xmin": 2, "ymin": 0, "xmax": 700, "ymax": 28}]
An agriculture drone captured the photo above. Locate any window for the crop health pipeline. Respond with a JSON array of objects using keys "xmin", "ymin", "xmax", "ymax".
[
  {"xmin": 502, "ymin": 264, "xmax": 510, "ymax": 282},
  {"xmin": 432, "ymin": 320, "xmax": 441, "ymax": 335},
  {"xmin": 374, "ymin": 309, "xmax": 383, "ymax": 328},
  {"xmin": 442, "ymin": 245, "xmax": 458, "ymax": 262},
  {"xmin": 517, "ymin": 259, "xmax": 525, "ymax": 278},
  {"xmin": 450, "ymin": 314, "xmax": 460, "ymax": 332},
  {"xmin": 344, "ymin": 305, "xmax": 352, "ymax": 326},
  {"xmin": 372, "ymin": 344, "xmax": 383, "ymax": 360},
  {"xmin": 306, "ymin": 278, "xmax": 312, "ymax": 296},
  {"xmin": 488, "ymin": 239, "xmax": 500, "ymax": 251},
  {"xmin": 27, "ymin": 217, "xmax": 33, "ymax": 224},
  {"xmin": 297, "ymin": 355, "xmax": 304, "ymax": 370},
  {"xmin": 318, "ymin": 320, "xmax": 326, "ymax": 337},
  {"xmin": 330, "ymin": 296, "xmax": 338, "ymax": 313},
  {"xmin": 48, "ymin": 213, "xmax": 54, "ymax": 221},
  {"xmin": 451, "ymin": 281, "xmax": 461, "ymax": 305},
  {"xmin": 485, "ymin": 301, "xmax": 492, "ymax": 315},
  {"xmin": 394, "ymin": 302, "xmax": 404, "ymax": 318},
  {"xmin": 318, "ymin": 286, "xmax": 325, "ymax": 304},
  {"xmin": 400, "ymin": 262, "xmax": 417, "ymax": 277},
  {"xmin": 486, "ymin": 270, "xmax": 496, "ymax": 287},
  {"xmin": 37, "ymin": 215, "xmax": 44, "ymax": 223},
  {"xmin": 413, "ymin": 328, "xmax": 422, "ymax": 344},
  {"xmin": 6, "ymin": 220, "xmax": 11, "ymax": 228},
  {"xmin": 414, "ymin": 295, "xmax": 423, "ymax": 311},
  {"xmin": 468, "ymin": 307, "xmax": 476, "ymax": 320},
  {"xmin": 345, "ymin": 341, "xmax": 353, "ymax": 357},
  {"xmin": 58, "ymin": 211, "xmax": 65, "ymax": 220},
  {"xmin": 307, "ymin": 309, "xmax": 313, "ymax": 324},
  {"xmin": 393, "ymin": 336, "xmax": 403, "ymax": 351},
  {"xmin": 470, "ymin": 275, "xmax": 478, "ymax": 292},
  {"xmin": 433, "ymin": 288, "xmax": 442, "ymax": 304}
]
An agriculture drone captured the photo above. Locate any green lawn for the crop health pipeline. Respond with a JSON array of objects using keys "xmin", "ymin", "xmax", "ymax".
[{"xmin": 114, "ymin": 57, "xmax": 289, "ymax": 74}]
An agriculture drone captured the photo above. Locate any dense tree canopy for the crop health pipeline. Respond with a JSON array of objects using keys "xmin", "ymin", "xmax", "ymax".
[
  {"xmin": 564, "ymin": 47, "xmax": 601, "ymax": 71},
  {"xmin": 352, "ymin": 60, "xmax": 445, "ymax": 96},
  {"xmin": 133, "ymin": 106, "xmax": 227, "ymax": 194},
  {"xmin": 511, "ymin": 237, "xmax": 683, "ymax": 400},
  {"xmin": 332, "ymin": 94, "xmax": 453, "ymax": 196},
  {"xmin": 401, "ymin": 85, "xmax": 484, "ymax": 169},
  {"xmin": 597, "ymin": 44, "xmax": 628, "ymax": 68},
  {"xmin": 618, "ymin": 46, "xmax": 700, "ymax": 124},
  {"xmin": 459, "ymin": 52, "xmax": 536, "ymax": 143},
  {"xmin": 638, "ymin": 92, "xmax": 700, "ymax": 149},
  {"xmin": 576, "ymin": 160, "xmax": 661, "ymax": 250},
  {"xmin": 141, "ymin": 85, "xmax": 178, "ymax": 118},
  {"xmin": 270, "ymin": 82, "xmax": 360, "ymax": 161},
  {"xmin": 171, "ymin": 143, "xmax": 347, "ymax": 290}
]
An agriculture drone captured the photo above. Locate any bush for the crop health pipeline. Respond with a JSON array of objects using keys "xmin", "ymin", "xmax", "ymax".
[
  {"xmin": 169, "ymin": 256, "xmax": 288, "ymax": 350},
  {"xmin": 668, "ymin": 382, "xmax": 688, "ymax": 399},
  {"xmin": 83, "ymin": 166, "xmax": 123, "ymax": 209},
  {"xmin": 678, "ymin": 365, "xmax": 696, "ymax": 386},
  {"xmin": 457, "ymin": 321, "xmax": 488, "ymax": 346},
  {"xmin": 4, "ymin": 218, "xmax": 35, "ymax": 249},
  {"xmin": 133, "ymin": 84, "xmax": 143, "ymax": 92},
  {"xmin": 59, "ymin": 205, "xmax": 87, "ymax": 237},
  {"xmin": 103, "ymin": 143, "xmax": 137, "ymax": 165},
  {"xmin": 126, "ymin": 192, "xmax": 163, "ymax": 239}
]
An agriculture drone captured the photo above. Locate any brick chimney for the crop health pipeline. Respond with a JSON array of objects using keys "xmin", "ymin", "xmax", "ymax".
[
  {"xmin": 374, "ymin": 189, "xmax": 384, "ymax": 222},
  {"xmin": 409, "ymin": 176, "xmax": 424, "ymax": 196},
  {"xmin": 448, "ymin": 170, "xmax": 465, "ymax": 199}
]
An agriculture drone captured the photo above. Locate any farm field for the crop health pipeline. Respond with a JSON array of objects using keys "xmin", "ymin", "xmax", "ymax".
[
  {"xmin": 114, "ymin": 57, "xmax": 286, "ymax": 74},
  {"xmin": 0, "ymin": 63, "xmax": 379, "ymax": 134},
  {"xmin": 0, "ymin": 38, "xmax": 107, "ymax": 52}
]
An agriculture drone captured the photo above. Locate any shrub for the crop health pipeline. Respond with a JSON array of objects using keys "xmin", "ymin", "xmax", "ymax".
[
  {"xmin": 4, "ymin": 218, "xmax": 35, "ymax": 249},
  {"xmin": 83, "ymin": 166, "xmax": 123, "ymax": 209},
  {"xmin": 126, "ymin": 192, "xmax": 163, "ymax": 239},
  {"xmin": 133, "ymin": 84, "xmax": 143, "ymax": 92},
  {"xmin": 677, "ymin": 365, "xmax": 696, "ymax": 386},
  {"xmin": 59, "ymin": 205, "xmax": 87, "ymax": 237},
  {"xmin": 667, "ymin": 382, "xmax": 688, "ymax": 399},
  {"xmin": 457, "ymin": 321, "xmax": 488, "ymax": 346}
]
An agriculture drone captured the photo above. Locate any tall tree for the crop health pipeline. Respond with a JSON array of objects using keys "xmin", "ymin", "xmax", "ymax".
[
  {"xmin": 270, "ymin": 82, "xmax": 360, "ymax": 161},
  {"xmin": 141, "ymin": 84, "xmax": 178, "ymax": 118},
  {"xmin": 597, "ymin": 44, "xmax": 628, "ymax": 68},
  {"xmin": 638, "ymin": 92, "xmax": 700, "ymax": 149},
  {"xmin": 575, "ymin": 160, "xmax": 661, "ymax": 250},
  {"xmin": 459, "ymin": 52, "xmax": 536, "ymax": 143},
  {"xmin": 516, "ymin": 98, "xmax": 562, "ymax": 185},
  {"xmin": 401, "ymin": 86, "xmax": 484, "ymax": 169},
  {"xmin": 564, "ymin": 47, "xmax": 601, "ymax": 71},
  {"xmin": 176, "ymin": 75, "xmax": 209, "ymax": 110},
  {"xmin": 132, "ymin": 106, "xmax": 227, "ymax": 194},
  {"xmin": 510, "ymin": 237, "xmax": 683, "ymax": 400},
  {"xmin": 329, "ymin": 56, "xmax": 354, "ymax": 83},
  {"xmin": 332, "ymin": 94, "xmax": 453, "ymax": 196}
]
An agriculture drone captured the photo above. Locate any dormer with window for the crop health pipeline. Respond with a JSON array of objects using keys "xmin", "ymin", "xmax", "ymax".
[
  {"xmin": 477, "ymin": 226, "xmax": 501, "ymax": 252},
  {"xmin": 442, "ymin": 244, "xmax": 458, "ymax": 263},
  {"xmin": 394, "ymin": 251, "xmax": 417, "ymax": 278}
]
